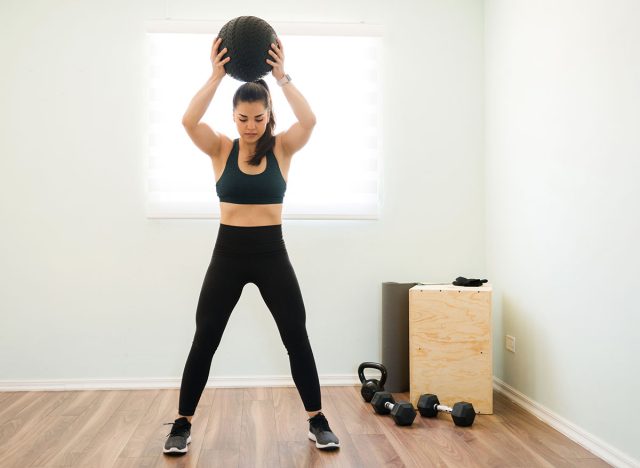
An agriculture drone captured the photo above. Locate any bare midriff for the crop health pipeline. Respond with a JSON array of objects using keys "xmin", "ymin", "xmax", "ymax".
[{"xmin": 219, "ymin": 202, "xmax": 283, "ymax": 226}]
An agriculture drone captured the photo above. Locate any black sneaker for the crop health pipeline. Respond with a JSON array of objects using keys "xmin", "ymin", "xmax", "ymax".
[
  {"xmin": 308, "ymin": 412, "xmax": 340, "ymax": 450},
  {"xmin": 162, "ymin": 416, "xmax": 192, "ymax": 455}
]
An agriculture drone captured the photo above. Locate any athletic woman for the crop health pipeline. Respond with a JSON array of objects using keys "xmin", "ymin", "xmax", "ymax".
[{"xmin": 163, "ymin": 37, "xmax": 340, "ymax": 455}]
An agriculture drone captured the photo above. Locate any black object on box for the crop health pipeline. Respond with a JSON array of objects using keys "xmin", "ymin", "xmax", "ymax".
[{"xmin": 452, "ymin": 276, "xmax": 488, "ymax": 287}]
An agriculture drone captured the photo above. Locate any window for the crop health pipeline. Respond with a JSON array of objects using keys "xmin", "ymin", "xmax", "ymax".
[{"xmin": 145, "ymin": 20, "xmax": 383, "ymax": 219}]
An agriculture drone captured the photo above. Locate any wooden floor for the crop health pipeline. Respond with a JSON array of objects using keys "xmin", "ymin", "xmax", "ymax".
[{"xmin": 0, "ymin": 386, "xmax": 610, "ymax": 467}]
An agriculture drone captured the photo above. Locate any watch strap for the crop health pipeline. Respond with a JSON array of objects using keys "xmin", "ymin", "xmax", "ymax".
[{"xmin": 277, "ymin": 74, "xmax": 292, "ymax": 86}]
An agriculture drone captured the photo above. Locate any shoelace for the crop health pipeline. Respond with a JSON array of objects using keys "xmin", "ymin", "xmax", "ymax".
[
  {"xmin": 308, "ymin": 412, "xmax": 331, "ymax": 432},
  {"xmin": 163, "ymin": 420, "xmax": 190, "ymax": 437}
]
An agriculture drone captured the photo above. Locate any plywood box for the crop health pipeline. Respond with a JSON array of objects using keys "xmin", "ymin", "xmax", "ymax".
[{"xmin": 409, "ymin": 284, "xmax": 493, "ymax": 414}]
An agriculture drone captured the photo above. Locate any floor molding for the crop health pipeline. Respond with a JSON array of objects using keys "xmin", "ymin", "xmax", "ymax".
[
  {"xmin": 494, "ymin": 376, "xmax": 638, "ymax": 468},
  {"xmin": 0, "ymin": 374, "xmax": 361, "ymax": 392}
]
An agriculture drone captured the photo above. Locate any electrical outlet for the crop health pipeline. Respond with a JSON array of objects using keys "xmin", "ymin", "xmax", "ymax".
[{"xmin": 505, "ymin": 335, "xmax": 516, "ymax": 353}]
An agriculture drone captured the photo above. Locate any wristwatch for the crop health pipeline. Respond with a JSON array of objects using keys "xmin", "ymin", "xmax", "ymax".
[{"xmin": 277, "ymin": 74, "xmax": 292, "ymax": 87}]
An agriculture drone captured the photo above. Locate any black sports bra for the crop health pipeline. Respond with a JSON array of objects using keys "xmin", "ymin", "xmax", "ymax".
[{"xmin": 215, "ymin": 139, "xmax": 287, "ymax": 204}]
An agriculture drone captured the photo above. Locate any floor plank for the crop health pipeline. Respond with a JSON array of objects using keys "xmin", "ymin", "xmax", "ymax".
[
  {"xmin": 351, "ymin": 434, "xmax": 405, "ymax": 467},
  {"xmin": 273, "ymin": 386, "xmax": 308, "ymax": 443},
  {"xmin": 70, "ymin": 390, "xmax": 158, "ymax": 467},
  {"xmin": 1, "ymin": 391, "xmax": 81, "ymax": 463},
  {"xmin": 200, "ymin": 388, "xmax": 243, "ymax": 451},
  {"xmin": 0, "ymin": 391, "xmax": 33, "ymax": 420},
  {"xmin": 239, "ymin": 399, "xmax": 280, "ymax": 468},
  {"xmin": 325, "ymin": 386, "xmax": 385, "ymax": 435}
]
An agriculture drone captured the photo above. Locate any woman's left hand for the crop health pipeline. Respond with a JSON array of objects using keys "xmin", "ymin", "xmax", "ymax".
[{"xmin": 266, "ymin": 38, "xmax": 286, "ymax": 81}]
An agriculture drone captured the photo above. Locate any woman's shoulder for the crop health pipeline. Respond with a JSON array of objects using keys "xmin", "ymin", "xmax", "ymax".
[{"xmin": 215, "ymin": 134, "xmax": 237, "ymax": 159}]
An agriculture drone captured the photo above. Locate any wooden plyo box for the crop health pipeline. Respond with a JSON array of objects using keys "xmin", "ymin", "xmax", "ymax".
[{"xmin": 409, "ymin": 284, "xmax": 493, "ymax": 414}]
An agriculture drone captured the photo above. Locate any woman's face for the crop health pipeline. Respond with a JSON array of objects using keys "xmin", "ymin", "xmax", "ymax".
[{"xmin": 233, "ymin": 101, "xmax": 269, "ymax": 141}]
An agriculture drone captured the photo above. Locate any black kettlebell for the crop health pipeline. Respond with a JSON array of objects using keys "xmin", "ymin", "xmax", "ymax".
[{"xmin": 358, "ymin": 362, "xmax": 388, "ymax": 402}]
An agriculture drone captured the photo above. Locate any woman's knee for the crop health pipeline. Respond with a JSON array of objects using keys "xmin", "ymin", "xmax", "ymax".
[
  {"xmin": 279, "ymin": 326, "xmax": 313, "ymax": 353},
  {"xmin": 191, "ymin": 325, "xmax": 225, "ymax": 353}
]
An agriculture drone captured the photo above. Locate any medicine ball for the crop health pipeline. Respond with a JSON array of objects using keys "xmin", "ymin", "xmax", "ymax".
[{"xmin": 217, "ymin": 16, "xmax": 278, "ymax": 82}]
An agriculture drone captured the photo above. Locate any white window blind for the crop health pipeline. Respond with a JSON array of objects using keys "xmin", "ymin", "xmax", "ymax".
[{"xmin": 145, "ymin": 21, "xmax": 383, "ymax": 219}]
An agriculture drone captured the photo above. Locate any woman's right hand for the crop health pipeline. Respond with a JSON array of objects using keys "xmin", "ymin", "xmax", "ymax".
[{"xmin": 211, "ymin": 37, "xmax": 230, "ymax": 81}]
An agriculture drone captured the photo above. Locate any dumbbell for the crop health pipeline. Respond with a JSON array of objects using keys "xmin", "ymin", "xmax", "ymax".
[
  {"xmin": 417, "ymin": 394, "xmax": 476, "ymax": 427},
  {"xmin": 370, "ymin": 392, "xmax": 416, "ymax": 426}
]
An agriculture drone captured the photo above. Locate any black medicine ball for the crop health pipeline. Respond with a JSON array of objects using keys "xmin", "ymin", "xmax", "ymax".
[{"xmin": 217, "ymin": 16, "xmax": 278, "ymax": 82}]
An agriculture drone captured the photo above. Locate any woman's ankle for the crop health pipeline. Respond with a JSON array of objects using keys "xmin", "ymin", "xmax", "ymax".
[{"xmin": 178, "ymin": 414, "xmax": 193, "ymax": 423}]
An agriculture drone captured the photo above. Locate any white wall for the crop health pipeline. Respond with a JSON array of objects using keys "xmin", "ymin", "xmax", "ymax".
[
  {"xmin": 0, "ymin": 0, "xmax": 484, "ymax": 383},
  {"xmin": 486, "ymin": 0, "xmax": 640, "ymax": 462}
]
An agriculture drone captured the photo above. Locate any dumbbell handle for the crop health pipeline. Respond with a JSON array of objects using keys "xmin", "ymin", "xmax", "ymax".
[
  {"xmin": 433, "ymin": 404, "xmax": 453, "ymax": 414},
  {"xmin": 384, "ymin": 401, "xmax": 396, "ymax": 411}
]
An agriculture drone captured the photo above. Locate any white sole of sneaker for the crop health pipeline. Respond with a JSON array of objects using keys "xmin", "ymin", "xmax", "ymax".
[
  {"xmin": 163, "ymin": 435, "xmax": 192, "ymax": 454},
  {"xmin": 308, "ymin": 431, "xmax": 340, "ymax": 449}
]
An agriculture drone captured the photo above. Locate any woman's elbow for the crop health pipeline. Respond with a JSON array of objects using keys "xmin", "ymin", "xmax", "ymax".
[{"xmin": 304, "ymin": 115, "xmax": 317, "ymax": 129}]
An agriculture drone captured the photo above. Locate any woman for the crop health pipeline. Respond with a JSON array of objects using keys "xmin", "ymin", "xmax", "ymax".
[{"xmin": 162, "ymin": 37, "xmax": 340, "ymax": 455}]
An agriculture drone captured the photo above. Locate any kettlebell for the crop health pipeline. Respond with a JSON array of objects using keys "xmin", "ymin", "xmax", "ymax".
[{"xmin": 358, "ymin": 362, "xmax": 388, "ymax": 402}]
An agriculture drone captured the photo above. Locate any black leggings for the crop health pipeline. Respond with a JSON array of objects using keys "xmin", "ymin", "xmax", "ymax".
[{"xmin": 178, "ymin": 223, "xmax": 322, "ymax": 416}]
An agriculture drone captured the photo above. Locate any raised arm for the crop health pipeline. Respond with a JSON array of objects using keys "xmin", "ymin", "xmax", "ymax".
[
  {"xmin": 278, "ymin": 82, "xmax": 317, "ymax": 157},
  {"xmin": 267, "ymin": 38, "xmax": 317, "ymax": 158},
  {"xmin": 182, "ymin": 37, "xmax": 230, "ymax": 158}
]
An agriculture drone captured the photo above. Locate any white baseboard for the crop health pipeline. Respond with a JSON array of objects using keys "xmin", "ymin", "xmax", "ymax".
[
  {"xmin": 493, "ymin": 377, "xmax": 638, "ymax": 468},
  {"xmin": 0, "ymin": 374, "xmax": 361, "ymax": 392}
]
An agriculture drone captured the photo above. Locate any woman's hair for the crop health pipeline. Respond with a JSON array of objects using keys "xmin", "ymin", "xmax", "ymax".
[{"xmin": 233, "ymin": 79, "xmax": 276, "ymax": 166}]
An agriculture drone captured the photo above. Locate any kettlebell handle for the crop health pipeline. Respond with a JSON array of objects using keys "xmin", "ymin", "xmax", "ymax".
[{"xmin": 357, "ymin": 362, "xmax": 388, "ymax": 387}]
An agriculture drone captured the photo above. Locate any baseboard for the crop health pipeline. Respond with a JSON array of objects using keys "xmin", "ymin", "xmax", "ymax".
[
  {"xmin": 0, "ymin": 374, "xmax": 361, "ymax": 392},
  {"xmin": 493, "ymin": 377, "xmax": 638, "ymax": 468}
]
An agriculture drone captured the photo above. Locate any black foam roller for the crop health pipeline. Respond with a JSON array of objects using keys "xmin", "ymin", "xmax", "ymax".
[
  {"xmin": 218, "ymin": 16, "xmax": 278, "ymax": 82},
  {"xmin": 381, "ymin": 282, "xmax": 418, "ymax": 393}
]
